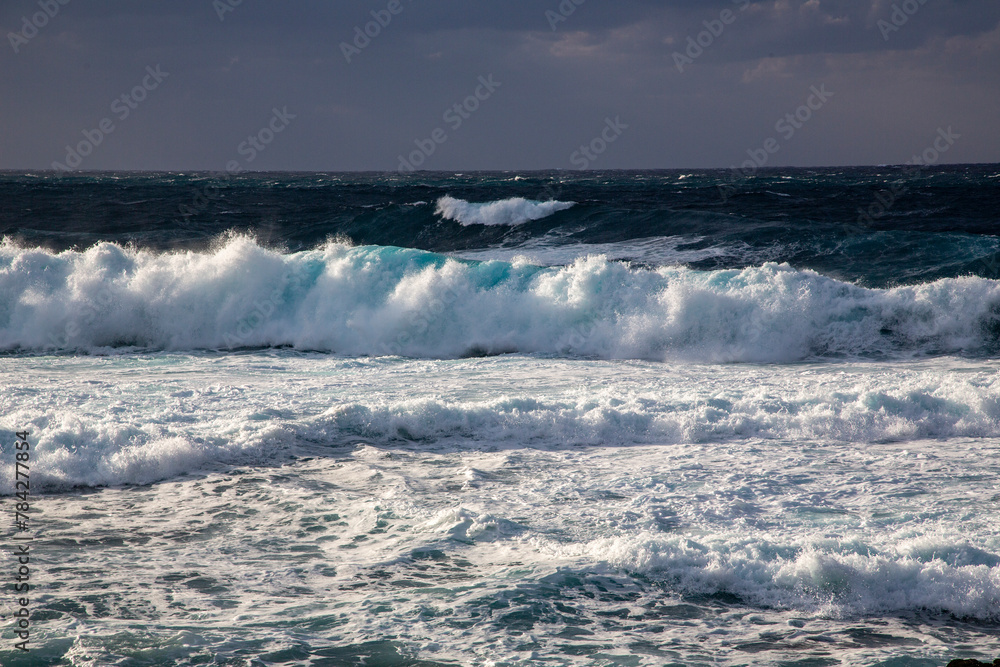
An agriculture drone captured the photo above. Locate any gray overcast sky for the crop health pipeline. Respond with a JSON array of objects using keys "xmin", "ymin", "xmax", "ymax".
[{"xmin": 1, "ymin": 0, "xmax": 998, "ymax": 171}]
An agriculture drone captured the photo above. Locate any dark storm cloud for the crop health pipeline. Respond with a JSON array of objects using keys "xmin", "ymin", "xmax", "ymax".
[{"xmin": 1, "ymin": 0, "xmax": 997, "ymax": 170}]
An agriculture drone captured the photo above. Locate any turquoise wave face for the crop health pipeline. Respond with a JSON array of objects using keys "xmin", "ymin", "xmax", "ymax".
[{"xmin": 2, "ymin": 236, "xmax": 1000, "ymax": 359}]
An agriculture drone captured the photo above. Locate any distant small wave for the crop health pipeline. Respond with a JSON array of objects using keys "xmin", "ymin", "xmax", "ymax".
[{"xmin": 434, "ymin": 196, "xmax": 574, "ymax": 226}]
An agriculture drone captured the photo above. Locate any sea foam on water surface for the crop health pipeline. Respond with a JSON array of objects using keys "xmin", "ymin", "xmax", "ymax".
[{"xmin": 3, "ymin": 353, "xmax": 999, "ymax": 490}]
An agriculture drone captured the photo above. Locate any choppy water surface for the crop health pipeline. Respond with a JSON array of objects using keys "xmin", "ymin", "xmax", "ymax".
[{"xmin": 2, "ymin": 168, "xmax": 999, "ymax": 665}]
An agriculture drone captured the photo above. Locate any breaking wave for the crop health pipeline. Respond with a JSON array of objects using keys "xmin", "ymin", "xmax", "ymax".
[{"xmin": 2, "ymin": 236, "xmax": 1000, "ymax": 360}]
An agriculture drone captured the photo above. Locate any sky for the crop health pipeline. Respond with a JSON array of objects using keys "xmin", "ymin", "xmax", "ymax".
[{"xmin": 1, "ymin": 0, "xmax": 998, "ymax": 171}]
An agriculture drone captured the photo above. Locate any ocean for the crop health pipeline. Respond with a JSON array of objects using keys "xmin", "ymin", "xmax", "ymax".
[{"xmin": 1, "ymin": 167, "xmax": 999, "ymax": 666}]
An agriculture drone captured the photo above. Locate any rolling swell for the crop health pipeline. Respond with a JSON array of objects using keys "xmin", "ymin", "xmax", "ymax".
[{"xmin": 2, "ymin": 235, "xmax": 1000, "ymax": 360}]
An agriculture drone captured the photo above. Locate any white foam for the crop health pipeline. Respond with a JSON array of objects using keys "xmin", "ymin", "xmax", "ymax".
[
  {"xmin": 5, "ymin": 353, "xmax": 999, "ymax": 492},
  {"xmin": 15, "ymin": 438, "xmax": 1000, "ymax": 664},
  {"xmin": 303, "ymin": 366, "xmax": 1000, "ymax": 446},
  {"xmin": 434, "ymin": 195, "xmax": 574, "ymax": 226},
  {"xmin": 582, "ymin": 532, "xmax": 1000, "ymax": 619}
]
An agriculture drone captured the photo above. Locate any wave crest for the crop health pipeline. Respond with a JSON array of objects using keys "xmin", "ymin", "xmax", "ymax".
[{"xmin": 434, "ymin": 195, "xmax": 574, "ymax": 226}]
